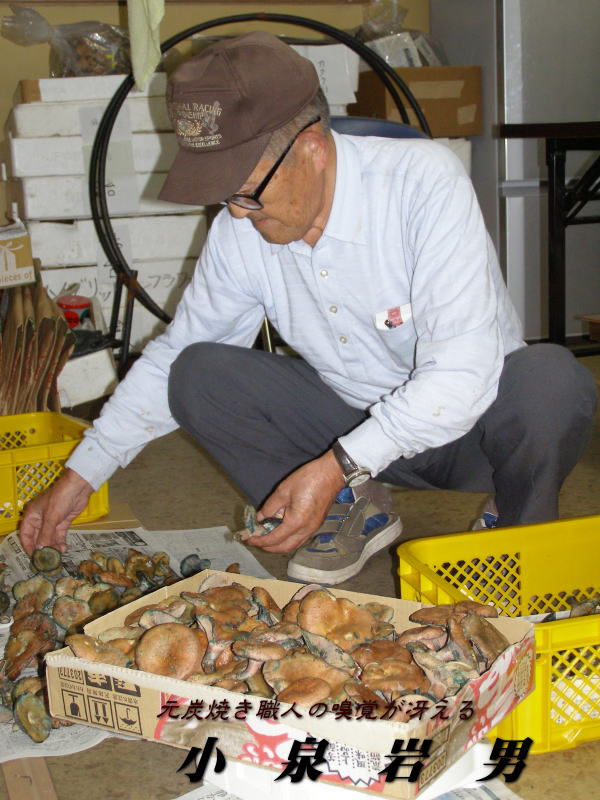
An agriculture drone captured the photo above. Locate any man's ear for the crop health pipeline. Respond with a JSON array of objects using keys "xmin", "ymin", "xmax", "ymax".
[{"xmin": 302, "ymin": 131, "xmax": 329, "ymax": 172}]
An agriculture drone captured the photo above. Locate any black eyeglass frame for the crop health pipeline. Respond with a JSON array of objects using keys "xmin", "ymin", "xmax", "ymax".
[{"xmin": 222, "ymin": 116, "xmax": 321, "ymax": 210}]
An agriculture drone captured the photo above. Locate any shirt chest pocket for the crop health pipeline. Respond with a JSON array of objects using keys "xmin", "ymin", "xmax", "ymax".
[
  {"xmin": 374, "ymin": 303, "xmax": 412, "ymax": 331},
  {"xmin": 374, "ymin": 303, "xmax": 416, "ymax": 367}
]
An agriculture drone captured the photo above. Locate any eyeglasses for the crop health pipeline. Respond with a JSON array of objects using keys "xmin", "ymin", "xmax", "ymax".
[{"xmin": 222, "ymin": 116, "xmax": 321, "ymax": 211}]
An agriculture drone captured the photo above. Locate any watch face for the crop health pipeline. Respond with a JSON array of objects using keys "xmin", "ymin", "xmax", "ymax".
[{"xmin": 348, "ymin": 471, "xmax": 371, "ymax": 487}]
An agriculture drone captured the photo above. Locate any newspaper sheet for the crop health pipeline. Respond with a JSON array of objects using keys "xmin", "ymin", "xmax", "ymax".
[{"xmin": 0, "ymin": 525, "xmax": 273, "ymax": 763}]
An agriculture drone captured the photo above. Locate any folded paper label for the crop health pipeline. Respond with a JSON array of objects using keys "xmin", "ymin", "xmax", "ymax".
[{"xmin": 0, "ymin": 220, "xmax": 35, "ymax": 287}]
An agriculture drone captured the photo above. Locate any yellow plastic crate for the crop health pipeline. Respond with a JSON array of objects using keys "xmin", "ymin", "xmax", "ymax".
[
  {"xmin": 397, "ymin": 516, "xmax": 600, "ymax": 754},
  {"xmin": 0, "ymin": 412, "xmax": 109, "ymax": 535}
]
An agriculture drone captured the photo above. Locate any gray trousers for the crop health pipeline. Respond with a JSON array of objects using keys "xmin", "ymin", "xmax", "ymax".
[{"xmin": 168, "ymin": 342, "xmax": 597, "ymax": 527}]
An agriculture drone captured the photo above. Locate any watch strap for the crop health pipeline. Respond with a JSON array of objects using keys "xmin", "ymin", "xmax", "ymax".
[{"xmin": 332, "ymin": 441, "xmax": 370, "ymax": 486}]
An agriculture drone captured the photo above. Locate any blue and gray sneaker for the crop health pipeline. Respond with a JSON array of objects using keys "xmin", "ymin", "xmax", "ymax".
[
  {"xmin": 472, "ymin": 497, "xmax": 499, "ymax": 530},
  {"xmin": 286, "ymin": 486, "xmax": 402, "ymax": 585}
]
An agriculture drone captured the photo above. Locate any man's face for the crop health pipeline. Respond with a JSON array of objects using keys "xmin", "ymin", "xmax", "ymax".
[{"xmin": 227, "ymin": 132, "xmax": 333, "ymax": 246}]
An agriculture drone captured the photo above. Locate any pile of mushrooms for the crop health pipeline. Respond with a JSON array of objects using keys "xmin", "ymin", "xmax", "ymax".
[
  {"xmin": 63, "ymin": 574, "xmax": 511, "ymax": 721},
  {"xmin": 0, "ymin": 546, "xmax": 233, "ymax": 742}
]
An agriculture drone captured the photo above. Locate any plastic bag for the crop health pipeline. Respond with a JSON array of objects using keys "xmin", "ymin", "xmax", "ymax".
[
  {"xmin": 355, "ymin": 0, "xmax": 409, "ymax": 43},
  {"xmin": 355, "ymin": 0, "xmax": 447, "ymax": 68},
  {"xmin": 1, "ymin": 5, "xmax": 130, "ymax": 77}
]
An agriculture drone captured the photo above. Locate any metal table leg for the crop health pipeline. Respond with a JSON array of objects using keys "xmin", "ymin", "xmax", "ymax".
[{"xmin": 546, "ymin": 138, "xmax": 567, "ymax": 345}]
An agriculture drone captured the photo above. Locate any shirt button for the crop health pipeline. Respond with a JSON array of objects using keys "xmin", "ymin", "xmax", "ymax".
[
  {"xmin": 329, "ymin": 305, "xmax": 338, "ymax": 314},
  {"xmin": 339, "ymin": 336, "xmax": 347, "ymax": 344},
  {"xmin": 320, "ymin": 269, "xmax": 328, "ymax": 278}
]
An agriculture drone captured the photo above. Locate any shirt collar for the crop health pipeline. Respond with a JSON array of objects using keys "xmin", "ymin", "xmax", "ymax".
[
  {"xmin": 271, "ymin": 129, "xmax": 367, "ymax": 255},
  {"xmin": 321, "ymin": 129, "xmax": 367, "ymax": 246}
]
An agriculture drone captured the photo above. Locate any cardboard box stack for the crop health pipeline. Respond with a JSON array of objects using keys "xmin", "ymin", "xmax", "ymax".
[
  {"xmin": 349, "ymin": 66, "xmax": 482, "ymax": 139},
  {"xmin": 5, "ymin": 73, "xmax": 207, "ymax": 352}
]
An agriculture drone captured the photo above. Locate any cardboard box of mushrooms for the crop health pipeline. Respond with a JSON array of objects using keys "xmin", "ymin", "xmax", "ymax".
[{"xmin": 45, "ymin": 570, "xmax": 535, "ymax": 798}]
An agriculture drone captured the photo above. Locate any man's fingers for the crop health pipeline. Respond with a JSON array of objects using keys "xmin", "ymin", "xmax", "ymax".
[
  {"xmin": 19, "ymin": 516, "xmax": 41, "ymax": 556},
  {"xmin": 257, "ymin": 492, "xmax": 287, "ymax": 521},
  {"xmin": 248, "ymin": 509, "xmax": 316, "ymax": 552},
  {"xmin": 37, "ymin": 523, "xmax": 68, "ymax": 553},
  {"xmin": 18, "ymin": 472, "xmax": 92, "ymax": 555}
]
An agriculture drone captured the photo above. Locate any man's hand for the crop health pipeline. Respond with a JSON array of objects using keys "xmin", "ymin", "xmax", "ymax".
[
  {"xmin": 248, "ymin": 450, "xmax": 345, "ymax": 554},
  {"xmin": 19, "ymin": 469, "xmax": 94, "ymax": 555}
]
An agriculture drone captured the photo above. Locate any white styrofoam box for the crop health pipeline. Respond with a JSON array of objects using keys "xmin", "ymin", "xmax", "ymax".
[
  {"xmin": 29, "ymin": 215, "xmax": 206, "ymax": 266},
  {"xmin": 291, "ymin": 43, "xmax": 360, "ymax": 105},
  {"xmin": 329, "ymin": 105, "xmax": 349, "ymax": 117},
  {"xmin": 436, "ymin": 137, "xmax": 472, "ymax": 176},
  {"xmin": 9, "ymin": 174, "xmax": 202, "ymax": 221},
  {"xmin": 8, "ymin": 131, "xmax": 178, "ymax": 177},
  {"xmin": 9, "ymin": 95, "xmax": 171, "ymax": 138},
  {"xmin": 18, "ymin": 72, "xmax": 167, "ymax": 104},
  {"xmin": 41, "ymin": 260, "xmax": 196, "ymax": 307},
  {"xmin": 58, "ymin": 347, "xmax": 118, "ymax": 407}
]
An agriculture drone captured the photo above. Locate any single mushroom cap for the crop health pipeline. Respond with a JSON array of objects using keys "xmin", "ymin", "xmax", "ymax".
[
  {"xmin": 351, "ymin": 639, "xmax": 413, "ymax": 669},
  {"xmin": 298, "ymin": 591, "xmax": 378, "ymax": 652},
  {"xmin": 278, "ymin": 677, "xmax": 332, "ymax": 706},
  {"xmin": 281, "ymin": 599, "xmax": 300, "ymax": 624},
  {"xmin": 454, "ymin": 601, "xmax": 499, "ymax": 618},
  {"xmin": 98, "ymin": 626, "xmax": 145, "ymax": 643},
  {"xmin": 135, "ymin": 623, "xmax": 206, "ymax": 679},
  {"xmin": 231, "ymin": 640, "xmax": 288, "ymax": 681},
  {"xmin": 232, "ymin": 640, "xmax": 287, "ymax": 662},
  {"xmin": 97, "ymin": 571, "xmax": 136, "ymax": 589},
  {"xmin": 460, "ymin": 614, "xmax": 510, "ymax": 669},
  {"xmin": 65, "ymin": 634, "xmax": 130, "ymax": 668},
  {"xmin": 187, "ymin": 659, "xmax": 249, "ymax": 685},
  {"xmin": 55, "ymin": 577, "xmax": 87, "ymax": 598},
  {"xmin": 138, "ymin": 609, "xmax": 182, "ymax": 629},
  {"xmin": 11, "ymin": 676, "xmax": 45, "ymax": 703},
  {"xmin": 109, "ymin": 638, "xmax": 137, "ymax": 658},
  {"xmin": 12, "ymin": 593, "xmax": 43, "ymax": 621},
  {"xmin": 201, "ymin": 584, "xmax": 253, "ymax": 610},
  {"xmin": 251, "ymin": 586, "xmax": 282, "ymax": 623},
  {"xmin": 302, "ymin": 629, "xmax": 358, "ymax": 672},
  {"xmin": 12, "ymin": 574, "xmax": 54, "ymax": 605},
  {"xmin": 254, "ymin": 622, "xmax": 303, "ymax": 646},
  {"xmin": 214, "ymin": 641, "xmax": 235, "ymax": 669},
  {"xmin": 396, "ymin": 625, "xmax": 448, "ymax": 650},
  {"xmin": 11, "ymin": 611, "xmax": 57, "ymax": 648},
  {"xmin": 4, "ymin": 630, "xmax": 47, "ymax": 680},
  {"xmin": 124, "ymin": 602, "xmax": 163, "ymax": 627},
  {"xmin": 408, "ymin": 605, "xmax": 455, "ymax": 627},
  {"xmin": 343, "ymin": 680, "xmax": 387, "ymax": 711},
  {"xmin": 359, "ymin": 601, "xmax": 395, "ymax": 622},
  {"xmin": 263, "ymin": 651, "xmax": 352, "ymax": 697},
  {"xmin": 439, "ymin": 614, "xmax": 479, "ymax": 668},
  {"xmin": 52, "ymin": 597, "xmax": 92, "ymax": 633},
  {"xmin": 361, "ymin": 657, "xmax": 431, "ymax": 698},
  {"xmin": 77, "ymin": 560, "xmax": 102, "ymax": 580}
]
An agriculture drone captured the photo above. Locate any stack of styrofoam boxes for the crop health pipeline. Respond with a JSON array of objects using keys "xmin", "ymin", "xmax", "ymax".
[{"xmin": 5, "ymin": 73, "xmax": 207, "ymax": 360}]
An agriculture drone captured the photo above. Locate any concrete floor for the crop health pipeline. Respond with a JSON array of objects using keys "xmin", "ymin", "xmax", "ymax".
[{"xmin": 2, "ymin": 356, "xmax": 599, "ymax": 800}]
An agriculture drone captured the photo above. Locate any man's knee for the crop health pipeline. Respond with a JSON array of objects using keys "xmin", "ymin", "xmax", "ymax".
[
  {"xmin": 168, "ymin": 342, "xmax": 234, "ymax": 423},
  {"xmin": 502, "ymin": 343, "xmax": 597, "ymax": 430}
]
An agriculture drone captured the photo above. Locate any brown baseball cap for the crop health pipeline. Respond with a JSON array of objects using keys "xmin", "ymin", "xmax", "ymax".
[{"xmin": 158, "ymin": 32, "xmax": 320, "ymax": 206}]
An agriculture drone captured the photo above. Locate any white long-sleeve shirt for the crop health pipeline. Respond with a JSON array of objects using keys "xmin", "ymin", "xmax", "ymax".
[{"xmin": 67, "ymin": 130, "xmax": 524, "ymax": 489}]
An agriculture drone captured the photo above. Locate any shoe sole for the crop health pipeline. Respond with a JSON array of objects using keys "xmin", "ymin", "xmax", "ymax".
[{"xmin": 286, "ymin": 517, "xmax": 403, "ymax": 585}]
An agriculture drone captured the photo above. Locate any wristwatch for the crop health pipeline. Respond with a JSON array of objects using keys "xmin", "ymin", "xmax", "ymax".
[{"xmin": 331, "ymin": 441, "xmax": 371, "ymax": 487}]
